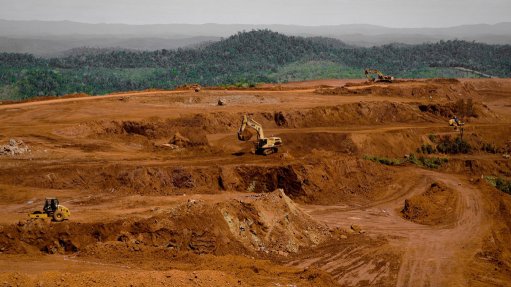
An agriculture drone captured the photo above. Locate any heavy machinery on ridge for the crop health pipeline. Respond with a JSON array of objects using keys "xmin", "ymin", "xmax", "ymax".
[
  {"xmin": 28, "ymin": 198, "xmax": 70, "ymax": 222},
  {"xmin": 364, "ymin": 68, "xmax": 394, "ymax": 83},
  {"xmin": 449, "ymin": 115, "xmax": 465, "ymax": 139},
  {"xmin": 449, "ymin": 115, "xmax": 465, "ymax": 130},
  {"xmin": 237, "ymin": 115, "xmax": 282, "ymax": 155}
]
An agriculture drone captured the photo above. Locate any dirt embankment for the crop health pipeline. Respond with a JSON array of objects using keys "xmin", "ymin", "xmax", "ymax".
[
  {"xmin": 39, "ymin": 99, "xmax": 498, "ymax": 162},
  {"xmin": 0, "ymin": 156, "xmax": 394, "ymax": 205},
  {"xmin": 467, "ymin": 180, "xmax": 511, "ymax": 286},
  {"xmin": 0, "ymin": 190, "xmax": 330, "ymax": 257},
  {"xmin": 0, "ymin": 190, "xmax": 343, "ymax": 286},
  {"xmin": 401, "ymin": 182, "xmax": 460, "ymax": 226},
  {"xmin": 445, "ymin": 158, "xmax": 511, "ymax": 178},
  {"xmin": 316, "ymin": 79, "xmax": 478, "ymax": 100},
  {"xmin": 63, "ymin": 101, "xmax": 456, "ymax": 140}
]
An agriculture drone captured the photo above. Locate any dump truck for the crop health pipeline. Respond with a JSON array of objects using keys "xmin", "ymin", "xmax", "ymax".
[
  {"xmin": 237, "ymin": 115, "xmax": 282, "ymax": 155},
  {"xmin": 29, "ymin": 198, "xmax": 70, "ymax": 222}
]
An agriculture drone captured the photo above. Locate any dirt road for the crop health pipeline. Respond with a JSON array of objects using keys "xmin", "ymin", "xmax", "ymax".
[{"xmin": 302, "ymin": 169, "xmax": 487, "ymax": 286}]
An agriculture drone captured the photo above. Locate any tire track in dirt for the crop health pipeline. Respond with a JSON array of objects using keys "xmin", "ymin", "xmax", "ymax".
[{"xmin": 301, "ymin": 169, "xmax": 487, "ymax": 286}]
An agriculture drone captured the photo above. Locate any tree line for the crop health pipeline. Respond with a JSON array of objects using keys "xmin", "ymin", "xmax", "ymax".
[{"xmin": 1, "ymin": 30, "xmax": 510, "ymax": 99}]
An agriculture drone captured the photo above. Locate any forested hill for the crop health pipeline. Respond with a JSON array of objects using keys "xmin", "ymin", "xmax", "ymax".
[{"xmin": 1, "ymin": 30, "xmax": 510, "ymax": 100}]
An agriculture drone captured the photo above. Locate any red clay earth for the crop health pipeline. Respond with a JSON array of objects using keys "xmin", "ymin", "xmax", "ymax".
[{"xmin": 0, "ymin": 78, "xmax": 510, "ymax": 286}]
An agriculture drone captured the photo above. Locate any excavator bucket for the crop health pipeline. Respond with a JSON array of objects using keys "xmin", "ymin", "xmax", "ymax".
[{"xmin": 238, "ymin": 129, "xmax": 253, "ymax": 141}]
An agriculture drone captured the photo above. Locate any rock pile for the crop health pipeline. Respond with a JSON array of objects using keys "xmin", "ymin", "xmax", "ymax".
[{"xmin": 0, "ymin": 139, "xmax": 30, "ymax": 156}]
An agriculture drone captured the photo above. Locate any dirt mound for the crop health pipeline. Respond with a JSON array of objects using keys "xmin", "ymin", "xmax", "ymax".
[
  {"xmin": 169, "ymin": 132, "xmax": 192, "ymax": 147},
  {"xmin": 316, "ymin": 79, "xmax": 478, "ymax": 101},
  {"xmin": 0, "ymin": 190, "xmax": 330, "ymax": 257},
  {"xmin": 401, "ymin": 182, "xmax": 460, "ymax": 225}
]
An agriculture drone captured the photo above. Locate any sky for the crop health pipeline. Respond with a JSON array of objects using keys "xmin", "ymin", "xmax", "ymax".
[{"xmin": 0, "ymin": 0, "xmax": 510, "ymax": 28}]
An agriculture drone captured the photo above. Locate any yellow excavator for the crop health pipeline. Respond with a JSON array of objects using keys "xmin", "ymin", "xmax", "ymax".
[
  {"xmin": 237, "ymin": 115, "xmax": 283, "ymax": 155},
  {"xmin": 364, "ymin": 69, "xmax": 394, "ymax": 83}
]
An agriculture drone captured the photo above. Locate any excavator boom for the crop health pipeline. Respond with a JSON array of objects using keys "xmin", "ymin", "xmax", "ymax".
[{"xmin": 238, "ymin": 115, "xmax": 265, "ymax": 141}]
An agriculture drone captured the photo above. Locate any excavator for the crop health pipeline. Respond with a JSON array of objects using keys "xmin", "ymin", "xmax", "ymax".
[
  {"xmin": 364, "ymin": 69, "xmax": 394, "ymax": 83},
  {"xmin": 237, "ymin": 115, "xmax": 282, "ymax": 155}
]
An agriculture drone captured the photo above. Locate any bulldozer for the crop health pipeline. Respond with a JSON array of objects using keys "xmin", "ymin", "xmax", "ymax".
[
  {"xmin": 237, "ymin": 115, "xmax": 282, "ymax": 155},
  {"xmin": 364, "ymin": 68, "xmax": 394, "ymax": 83},
  {"xmin": 28, "ymin": 198, "xmax": 70, "ymax": 222}
]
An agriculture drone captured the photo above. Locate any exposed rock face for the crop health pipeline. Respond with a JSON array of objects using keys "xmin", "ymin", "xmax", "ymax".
[{"xmin": 0, "ymin": 139, "xmax": 30, "ymax": 156}]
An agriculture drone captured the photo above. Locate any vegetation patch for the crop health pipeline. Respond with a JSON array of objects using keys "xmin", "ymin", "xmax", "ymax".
[
  {"xmin": 363, "ymin": 155, "xmax": 402, "ymax": 166},
  {"xmin": 485, "ymin": 176, "xmax": 511, "ymax": 195},
  {"xmin": 408, "ymin": 154, "xmax": 448, "ymax": 169},
  {"xmin": 418, "ymin": 134, "xmax": 471, "ymax": 154}
]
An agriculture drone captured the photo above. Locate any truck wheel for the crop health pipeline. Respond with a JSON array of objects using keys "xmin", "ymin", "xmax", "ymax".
[{"xmin": 53, "ymin": 211, "xmax": 65, "ymax": 222}]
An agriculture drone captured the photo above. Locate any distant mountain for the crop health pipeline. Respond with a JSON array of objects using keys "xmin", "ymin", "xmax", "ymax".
[
  {"xmin": 1, "ymin": 19, "xmax": 511, "ymax": 56},
  {"xmin": 0, "ymin": 35, "xmax": 221, "ymax": 57},
  {"xmin": 2, "ymin": 19, "xmax": 511, "ymax": 39}
]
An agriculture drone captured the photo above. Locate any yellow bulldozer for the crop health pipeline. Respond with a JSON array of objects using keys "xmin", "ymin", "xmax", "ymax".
[
  {"xmin": 237, "ymin": 115, "xmax": 283, "ymax": 155},
  {"xmin": 28, "ymin": 198, "xmax": 70, "ymax": 222}
]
